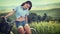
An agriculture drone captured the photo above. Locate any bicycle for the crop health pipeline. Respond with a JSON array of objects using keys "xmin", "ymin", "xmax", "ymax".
[
  {"xmin": 4, "ymin": 18, "xmax": 37, "ymax": 34},
  {"xmin": 0, "ymin": 17, "xmax": 13, "ymax": 34}
]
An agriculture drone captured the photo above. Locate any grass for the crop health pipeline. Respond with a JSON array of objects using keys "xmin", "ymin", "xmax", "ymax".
[
  {"xmin": 30, "ymin": 21, "xmax": 60, "ymax": 34},
  {"xmin": 10, "ymin": 21, "xmax": 60, "ymax": 34},
  {"xmin": 0, "ymin": 9, "xmax": 60, "ymax": 34},
  {"xmin": 11, "ymin": 21, "xmax": 60, "ymax": 34},
  {"xmin": 30, "ymin": 10, "xmax": 60, "ymax": 18}
]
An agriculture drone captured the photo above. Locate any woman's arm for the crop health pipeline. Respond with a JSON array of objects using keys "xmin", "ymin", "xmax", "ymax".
[
  {"xmin": 5, "ymin": 10, "xmax": 15, "ymax": 18},
  {"xmin": 25, "ymin": 16, "xmax": 28, "ymax": 23}
]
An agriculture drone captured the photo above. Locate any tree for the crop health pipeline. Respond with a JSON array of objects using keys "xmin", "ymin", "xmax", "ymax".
[
  {"xmin": 42, "ymin": 13, "xmax": 47, "ymax": 21},
  {"xmin": 37, "ymin": 15, "xmax": 41, "ymax": 23},
  {"xmin": 28, "ymin": 13, "xmax": 37, "ymax": 23}
]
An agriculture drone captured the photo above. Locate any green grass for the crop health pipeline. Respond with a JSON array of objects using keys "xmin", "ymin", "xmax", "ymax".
[
  {"xmin": 0, "ymin": 21, "xmax": 60, "ymax": 34},
  {"xmin": 30, "ymin": 21, "xmax": 60, "ymax": 34},
  {"xmin": 12, "ymin": 21, "xmax": 60, "ymax": 34},
  {"xmin": 0, "ymin": 9, "xmax": 60, "ymax": 34},
  {"xmin": 30, "ymin": 10, "xmax": 60, "ymax": 17}
]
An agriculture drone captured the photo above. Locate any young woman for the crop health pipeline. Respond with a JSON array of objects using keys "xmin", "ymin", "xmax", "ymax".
[{"xmin": 4, "ymin": 1, "xmax": 32, "ymax": 34}]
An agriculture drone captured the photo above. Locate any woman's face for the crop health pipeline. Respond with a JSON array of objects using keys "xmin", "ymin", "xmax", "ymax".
[{"xmin": 23, "ymin": 3, "xmax": 30, "ymax": 9}]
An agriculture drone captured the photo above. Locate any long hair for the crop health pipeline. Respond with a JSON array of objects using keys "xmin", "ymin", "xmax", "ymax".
[{"xmin": 21, "ymin": 1, "xmax": 32, "ymax": 10}]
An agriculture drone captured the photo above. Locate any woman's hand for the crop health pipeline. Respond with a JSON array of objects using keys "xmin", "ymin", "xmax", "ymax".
[{"xmin": 1, "ymin": 16, "xmax": 7, "ymax": 18}]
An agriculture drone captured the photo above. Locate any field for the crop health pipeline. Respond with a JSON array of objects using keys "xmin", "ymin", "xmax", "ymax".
[
  {"xmin": 0, "ymin": 9, "xmax": 60, "ymax": 34},
  {"xmin": 0, "ymin": 21, "xmax": 60, "ymax": 34},
  {"xmin": 30, "ymin": 9, "xmax": 60, "ymax": 19},
  {"xmin": 30, "ymin": 21, "xmax": 60, "ymax": 34},
  {"xmin": 8, "ymin": 21, "xmax": 60, "ymax": 34}
]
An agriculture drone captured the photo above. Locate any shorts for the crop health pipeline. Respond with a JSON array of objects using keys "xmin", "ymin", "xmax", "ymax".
[{"xmin": 15, "ymin": 21, "xmax": 28, "ymax": 28}]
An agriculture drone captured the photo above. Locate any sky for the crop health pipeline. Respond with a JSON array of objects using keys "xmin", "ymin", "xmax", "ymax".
[{"xmin": 0, "ymin": 0, "xmax": 60, "ymax": 10}]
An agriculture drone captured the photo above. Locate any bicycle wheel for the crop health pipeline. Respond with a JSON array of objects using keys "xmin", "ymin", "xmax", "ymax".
[
  {"xmin": 10, "ymin": 31, "xmax": 14, "ymax": 34},
  {"xmin": 30, "ymin": 28, "xmax": 37, "ymax": 34}
]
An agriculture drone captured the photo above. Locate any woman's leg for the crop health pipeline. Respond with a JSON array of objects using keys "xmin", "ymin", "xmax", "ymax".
[
  {"xmin": 17, "ymin": 26, "xmax": 25, "ymax": 34},
  {"xmin": 15, "ymin": 21, "xmax": 25, "ymax": 34},
  {"xmin": 24, "ymin": 24, "xmax": 31, "ymax": 34}
]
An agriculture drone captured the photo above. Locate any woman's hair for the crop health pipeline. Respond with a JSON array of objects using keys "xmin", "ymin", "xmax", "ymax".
[{"xmin": 21, "ymin": 1, "xmax": 32, "ymax": 10}]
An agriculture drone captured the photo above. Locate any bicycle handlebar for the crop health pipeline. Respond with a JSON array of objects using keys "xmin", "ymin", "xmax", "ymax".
[{"xmin": 4, "ymin": 18, "xmax": 15, "ymax": 24}]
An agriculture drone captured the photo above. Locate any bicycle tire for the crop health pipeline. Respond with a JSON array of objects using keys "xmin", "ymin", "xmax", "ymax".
[{"xmin": 30, "ymin": 28, "xmax": 37, "ymax": 34}]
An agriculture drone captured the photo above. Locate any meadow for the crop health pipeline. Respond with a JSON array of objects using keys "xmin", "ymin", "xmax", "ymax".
[
  {"xmin": 30, "ymin": 21, "xmax": 60, "ymax": 34},
  {"xmin": 0, "ymin": 9, "xmax": 60, "ymax": 34}
]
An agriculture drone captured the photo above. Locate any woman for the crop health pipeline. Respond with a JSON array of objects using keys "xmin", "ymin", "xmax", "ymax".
[{"xmin": 4, "ymin": 1, "xmax": 32, "ymax": 34}]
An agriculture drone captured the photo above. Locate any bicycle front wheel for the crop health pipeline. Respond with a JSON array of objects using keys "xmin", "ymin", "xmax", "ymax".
[{"xmin": 30, "ymin": 28, "xmax": 37, "ymax": 34}]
